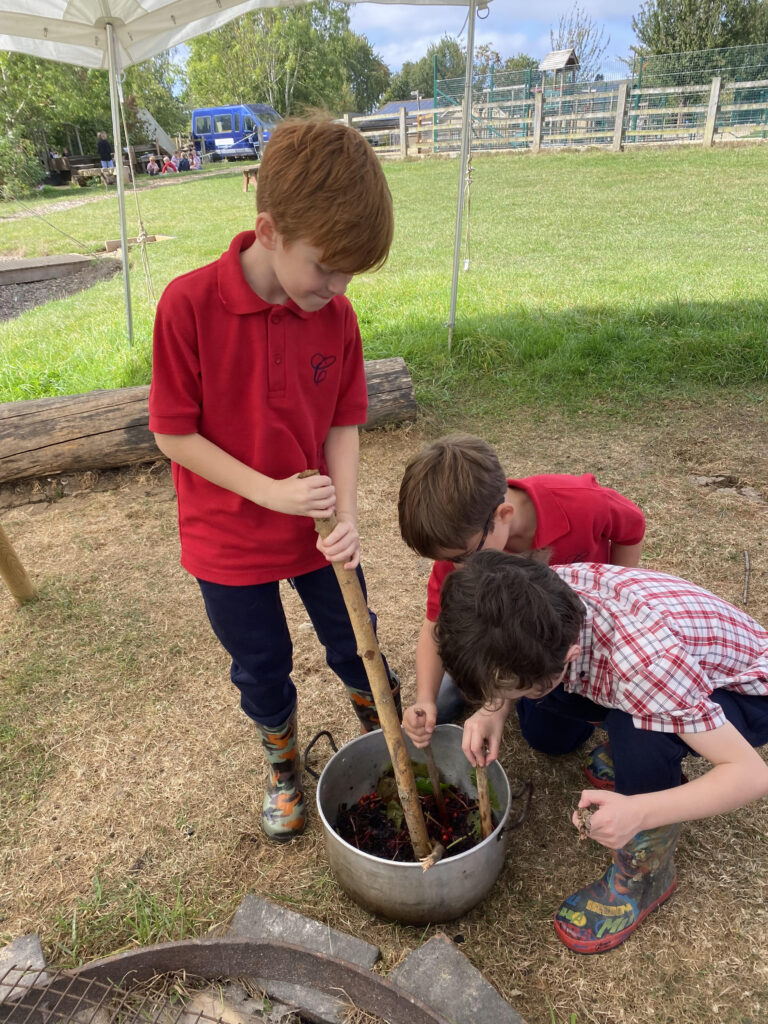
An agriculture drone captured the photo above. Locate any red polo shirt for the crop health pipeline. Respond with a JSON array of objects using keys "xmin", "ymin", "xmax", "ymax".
[
  {"xmin": 149, "ymin": 231, "xmax": 368, "ymax": 585},
  {"xmin": 425, "ymin": 473, "xmax": 646, "ymax": 621}
]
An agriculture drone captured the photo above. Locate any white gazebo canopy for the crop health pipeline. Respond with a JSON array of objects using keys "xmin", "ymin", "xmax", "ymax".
[{"xmin": 0, "ymin": 0, "xmax": 492, "ymax": 342}]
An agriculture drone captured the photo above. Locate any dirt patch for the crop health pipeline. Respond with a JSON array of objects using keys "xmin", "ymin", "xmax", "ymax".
[
  {"xmin": 1, "ymin": 403, "xmax": 768, "ymax": 1024},
  {"xmin": 0, "ymin": 258, "xmax": 122, "ymax": 320}
]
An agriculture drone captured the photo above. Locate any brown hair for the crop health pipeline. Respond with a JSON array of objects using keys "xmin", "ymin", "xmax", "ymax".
[
  {"xmin": 435, "ymin": 550, "xmax": 585, "ymax": 706},
  {"xmin": 398, "ymin": 434, "xmax": 508, "ymax": 558},
  {"xmin": 256, "ymin": 116, "xmax": 393, "ymax": 274}
]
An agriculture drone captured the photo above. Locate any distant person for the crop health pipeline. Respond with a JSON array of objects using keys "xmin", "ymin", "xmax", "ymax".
[
  {"xmin": 190, "ymin": 150, "xmax": 201, "ymax": 170},
  {"xmin": 149, "ymin": 117, "xmax": 397, "ymax": 842},
  {"xmin": 177, "ymin": 152, "xmax": 190, "ymax": 172},
  {"xmin": 146, "ymin": 155, "xmax": 160, "ymax": 176},
  {"xmin": 160, "ymin": 156, "xmax": 178, "ymax": 174},
  {"xmin": 97, "ymin": 131, "xmax": 114, "ymax": 168}
]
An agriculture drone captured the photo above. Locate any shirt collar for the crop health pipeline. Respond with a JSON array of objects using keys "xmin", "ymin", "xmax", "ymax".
[
  {"xmin": 217, "ymin": 231, "xmax": 312, "ymax": 319},
  {"xmin": 508, "ymin": 477, "xmax": 571, "ymax": 548}
]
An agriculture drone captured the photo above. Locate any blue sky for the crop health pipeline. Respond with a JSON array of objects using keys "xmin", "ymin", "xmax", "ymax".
[{"xmin": 347, "ymin": 0, "xmax": 641, "ymax": 72}]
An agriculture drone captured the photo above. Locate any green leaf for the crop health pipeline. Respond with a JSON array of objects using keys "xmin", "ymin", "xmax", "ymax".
[{"xmin": 386, "ymin": 800, "xmax": 404, "ymax": 830}]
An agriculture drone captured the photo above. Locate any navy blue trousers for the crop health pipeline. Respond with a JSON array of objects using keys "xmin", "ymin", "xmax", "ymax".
[
  {"xmin": 198, "ymin": 564, "xmax": 386, "ymax": 728},
  {"xmin": 516, "ymin": 684, "xmax": 768, "ymax": 795}
]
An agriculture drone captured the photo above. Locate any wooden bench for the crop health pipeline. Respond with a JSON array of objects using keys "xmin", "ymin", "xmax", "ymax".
[{"xmin": 242, "ymin": 164, "xmax": 260, "ymax": 193}]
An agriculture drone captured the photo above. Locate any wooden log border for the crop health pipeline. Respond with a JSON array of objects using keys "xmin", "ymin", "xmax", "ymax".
[{"xmin": 0, "ymin": 357, "xmax": 416, "ymax": 485}]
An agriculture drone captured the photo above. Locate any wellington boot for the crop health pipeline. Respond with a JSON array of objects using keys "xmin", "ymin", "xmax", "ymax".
[
  {"xmin": 554, "ymin": 823, "xmax": 681, "ymax": 954},
  {"xmin": 346, "ymin": 671, "xmax": 402, "ymax": 733},
  {"xmin": 584, "ymin": 741, "xmax": 616, "ymax": 790},
  {"xmin": 584, "ymin": 742, "xmax": 687, "ymax": 792},
  {"xmin": 254, "ymin": 711, "xmax": 306, "ymax": 841}
]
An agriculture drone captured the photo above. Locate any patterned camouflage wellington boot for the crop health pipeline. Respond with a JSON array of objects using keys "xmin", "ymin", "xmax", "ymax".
[
  {"xmin": 584, "ymin": 741, "xmax": 616, "ymax": 790},
  {"xmin": 345, "ymin": 671, "xmax": 402, "ymax": 733},
  {"xmin": 585, "ymin": 743, "xmax": 687, "ymax": 791},
  {"xmin": 554, "ymin": 823, "xmax": 682, "ymax": 954},
  {"xmin": 254, "ymin": 711, "xmax": 306, "ymax": 841}
]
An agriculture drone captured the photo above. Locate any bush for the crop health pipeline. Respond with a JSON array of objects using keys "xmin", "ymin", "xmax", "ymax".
[{"xmin": 0, "ymin": 133, "xmax": 44, "ymax": 200}]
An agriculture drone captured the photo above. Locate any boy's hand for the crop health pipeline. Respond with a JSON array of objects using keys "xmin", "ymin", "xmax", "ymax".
[
  {"xmin": 572, "ymin": 790, "xmax": 644, "ymax": 849},
  {"xmin": 317, "ymin": 513, "xmax": 360, "ymax": 569},
  {"xmin": 402, "ymin": 703, "xmax": 437, "ymax": 748},
  {"xmin": 462, "ymin": 705, "xmax": 507, "ymax": 767},
  {"xmin": 265, "ymin": 473, "xmax": 336, "ymax": 517}
]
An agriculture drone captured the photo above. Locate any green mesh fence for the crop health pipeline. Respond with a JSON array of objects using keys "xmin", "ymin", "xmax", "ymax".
[{"xmin": 431, "ymin": 42, "xmax": 768, "ymax": 151}]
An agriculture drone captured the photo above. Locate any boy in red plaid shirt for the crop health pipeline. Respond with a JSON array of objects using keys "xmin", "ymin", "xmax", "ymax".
[{"xmin": 431, "ymin": 550, "xmax": 768, "ymax": 954}]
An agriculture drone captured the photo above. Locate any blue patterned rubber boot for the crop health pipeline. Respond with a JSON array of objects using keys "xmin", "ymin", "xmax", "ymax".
[
  {"xmin": 585, "ymin": 742, "xmax": 687, "ymax": 791},
  {"xmin": 254, "ymin": 711, "xmax": 306, "ymax": 841},
  {"xmin": 554, "ymin": 824, "xmax": 681, "ymax": 954},
  {"xmin": 584, "ymin": 742, "xmax": 616, "ymax": 790},
  {"xmin": 345, "ymin": 671, "xmax": 402, "ymax": 732}
]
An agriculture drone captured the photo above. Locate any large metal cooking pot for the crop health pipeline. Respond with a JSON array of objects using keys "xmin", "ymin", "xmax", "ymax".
[{"xmin": 316, "ymin": 724, "xmax": 512, "ymax": 924}]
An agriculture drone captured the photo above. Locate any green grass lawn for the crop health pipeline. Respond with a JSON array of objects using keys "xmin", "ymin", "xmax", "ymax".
[{"xmin": 2, "ymin": 145, "xmax": 768, "ymax": 413}]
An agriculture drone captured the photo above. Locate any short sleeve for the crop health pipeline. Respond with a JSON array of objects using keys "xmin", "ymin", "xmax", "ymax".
[
  {"xmin": 612, "ymin": 644, "xmax": 727, "ymax": 734},
  {"xmin": 148, "ymin": 282, "xmax": 203, "ymax": 435},
  {"xmin": 330, "ymin": 301, "xmax": 368, "ymax": 427},
  {"xmin": 426, "ymin": 560, "xmax": 455, "ymax": 621},
  {"xmin": 595, "ymin": 482, "xmax": 646, "ymax": 547}
]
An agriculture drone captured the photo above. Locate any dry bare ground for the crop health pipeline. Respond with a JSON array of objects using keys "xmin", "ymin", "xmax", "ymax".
[{"xmin": 2, "ymin": 403, "xmax": 768, "ymax": 1024}]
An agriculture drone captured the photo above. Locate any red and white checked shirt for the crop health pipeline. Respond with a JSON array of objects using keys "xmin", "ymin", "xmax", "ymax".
[{"xmin": 557, "ymin": 564, "xmax": 768, "ymax": 735}]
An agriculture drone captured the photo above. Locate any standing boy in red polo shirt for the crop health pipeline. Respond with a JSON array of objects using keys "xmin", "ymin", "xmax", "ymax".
[
  {"xmin": 397, "ymin": 435, "xmax": 646, "ymax": 742},
  {"xmin": 149, "ymin": 117, "xmax": 395, "ymax": 841}
]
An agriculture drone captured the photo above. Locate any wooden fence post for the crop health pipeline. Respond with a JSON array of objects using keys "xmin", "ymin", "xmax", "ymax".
[
  {"xmin": 612, "ymin": 81, "xmax": 629, "ymax": 152},
  {"xmin": 704, "ymin": 76, "xmax": 722, "ymax": 147},
  {"xmin": 399, "ymin": 106, "xmax": 408, "ymax": 160},
  {"xmin": 0, "ymin": 522, "xmax": 37, "ymax": 606},
  {"xmin": 532, "ymin": 90, "xmax": 544, "ymax": 153}
]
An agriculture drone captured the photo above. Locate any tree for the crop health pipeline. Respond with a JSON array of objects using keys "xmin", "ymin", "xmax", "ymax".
[
  {"xmin": 186, "ymin": 1, "xmax": 386, "ymax": 116},
  {"xmin": 124, "ymin": 52, "xmax": 187, "ymax": 137},
  {"xmin": 632, "ymin": 0, "xmax": 768, "ymax": 53},
  {"xmin": 502, "ymin": 53, "xmax": 539, "ymax": 73},
  {"xmin": 341, "ymin": 34, "xmax": 390, "ymax": 113},
  {"xmin": 382, "ymin": 35, "xmax": 465, "ymax": 102},
  {"xmin": 0, "ymin": 49, "xmax": 186, "ymax": 160},
  {"xmin": 550, "ymin": 2, "xmax": 611, "ymax": 81}
]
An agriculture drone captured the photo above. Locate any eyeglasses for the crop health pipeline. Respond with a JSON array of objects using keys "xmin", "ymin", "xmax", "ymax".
[{"xmin": 448, "ymin": 507, "xmax": 497, "ymax": 564}]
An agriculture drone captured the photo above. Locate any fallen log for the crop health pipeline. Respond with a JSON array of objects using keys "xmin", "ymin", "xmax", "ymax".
[{"xmin": 0, "ymin": 357, "xmax": 416, "ymax": 485}]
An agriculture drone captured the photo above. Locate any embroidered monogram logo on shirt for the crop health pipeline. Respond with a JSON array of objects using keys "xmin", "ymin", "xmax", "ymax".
[{"xmin": 311, "ymin": 352, "xmax": 336, "ymax": 384}]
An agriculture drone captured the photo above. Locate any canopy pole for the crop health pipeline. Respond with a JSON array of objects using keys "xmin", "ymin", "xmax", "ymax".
[
  {"xmin": 106, "ymin": 21, "xmax": 133, "ymax": 345},
  {"xmin": 446, "ymin": 0, "xmax": 477, "ymax": 353}
]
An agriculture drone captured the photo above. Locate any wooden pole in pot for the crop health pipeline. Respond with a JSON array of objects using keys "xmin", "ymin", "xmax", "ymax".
[{"xmin": 305, "ymin": 477, "xmax": 433, "ymax": 862}]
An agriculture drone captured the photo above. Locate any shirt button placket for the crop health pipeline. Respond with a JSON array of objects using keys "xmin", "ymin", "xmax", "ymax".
[{"xmin": 268, "ymin": 312, "xmax": 286, "ymax": 394}]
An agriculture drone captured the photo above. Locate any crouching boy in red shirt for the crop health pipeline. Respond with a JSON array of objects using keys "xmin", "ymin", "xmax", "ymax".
[
  {"xmin": 149, "ymin": 117, "xmax": 397, "ymax": 841},
  {"xmin": 397, "ymin": 434, "xmax": 646, "ymax": 741},
  {"xmin": 434, "ymin": 550, "xmax": 768, "ymax": 953}
]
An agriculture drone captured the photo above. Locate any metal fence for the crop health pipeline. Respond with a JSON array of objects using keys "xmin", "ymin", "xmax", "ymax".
[{"xmin": 354, "ymin": 72, "xmax": 768, "ymax": 157}]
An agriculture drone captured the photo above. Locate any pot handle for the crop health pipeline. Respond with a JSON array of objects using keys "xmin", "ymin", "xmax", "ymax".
[
  {"xmin": 497, "ymin": 779, "xmax": 533, "ymax": 838},
  {"xmin": 303, "ymin": 729, "xmax": 339, "ymax": 780}
]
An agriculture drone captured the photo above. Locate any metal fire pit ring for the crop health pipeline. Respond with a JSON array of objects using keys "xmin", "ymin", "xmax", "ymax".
[{"xmin": 0, "ymin": 937, "xmax": 453, "ymax": 1024}]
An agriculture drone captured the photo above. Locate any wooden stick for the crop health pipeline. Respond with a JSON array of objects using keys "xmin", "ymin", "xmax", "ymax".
[
  {"xmin": 476, "ymin": 764, "xmax": 493, "ymax": 840},
  {"xmin": 303, "ymin": 475, "xmax": 433, "ymax": 861},
  {"xmin": 424, "ymin": 744, "xmax": 449, "ymax": 828},
  {"xmin": 0, "ymin": 521, "xmax": 38, "ymax": 606}
]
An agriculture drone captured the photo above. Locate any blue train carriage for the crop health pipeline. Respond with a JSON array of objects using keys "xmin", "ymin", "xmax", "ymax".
[{"xmin": 191, "ymin": 103, "xmax": 282, "ymax": 160}]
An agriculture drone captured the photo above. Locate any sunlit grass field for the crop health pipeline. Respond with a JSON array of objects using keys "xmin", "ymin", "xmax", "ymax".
[{"xmin": 1, "ymin": 144, "xmax": 767, "ymax": 413}]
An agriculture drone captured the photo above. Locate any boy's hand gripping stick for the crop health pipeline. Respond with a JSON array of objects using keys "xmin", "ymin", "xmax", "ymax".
[{"xmin": 300, "ymin": 470, "xmax": 436, "ymax": 864}]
